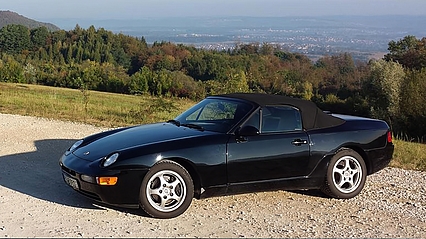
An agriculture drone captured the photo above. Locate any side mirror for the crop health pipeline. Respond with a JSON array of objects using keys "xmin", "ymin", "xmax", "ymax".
[{"xmin": 237, "ymin": 125, "xmax": 260, "ymax": 136}]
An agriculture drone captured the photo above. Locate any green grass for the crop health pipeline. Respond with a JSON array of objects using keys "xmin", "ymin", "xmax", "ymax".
[
  {"xmin": 1, "ymin": 82, "xmax": 425, "ymax": 172},
  {"xmin": 0, "ymin": 82, "xmax": 195, "ymax": 128},
  {"xmin": 391, "ymin": 138, "xmax": 426, "ymax": 171}
]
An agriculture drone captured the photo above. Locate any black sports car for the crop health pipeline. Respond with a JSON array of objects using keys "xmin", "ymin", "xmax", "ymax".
[{"xmin": 59, "ymin": 93, "xmax": 394, "ymax": 218}]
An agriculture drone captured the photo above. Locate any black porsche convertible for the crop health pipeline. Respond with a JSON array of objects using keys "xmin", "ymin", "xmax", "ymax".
[{"xmin": 59, "ymin": 93, "xmax": 394, "ymax": 218}]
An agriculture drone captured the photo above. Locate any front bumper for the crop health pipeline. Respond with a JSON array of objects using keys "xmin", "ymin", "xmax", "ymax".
[{"xmin": 59, "ymin": 153, "xmax": 148, "ymax": 208}]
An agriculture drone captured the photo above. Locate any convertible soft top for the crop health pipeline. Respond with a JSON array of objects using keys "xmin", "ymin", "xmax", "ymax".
[{"xmin": 215, "ymin": 93, "xmax": 345, "ymax": 130}]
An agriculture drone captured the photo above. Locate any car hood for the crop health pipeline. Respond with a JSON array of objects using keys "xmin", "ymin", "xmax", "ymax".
[{"xmin": 73, "ymin": 122, "xmax": 216, "ymax": 161}]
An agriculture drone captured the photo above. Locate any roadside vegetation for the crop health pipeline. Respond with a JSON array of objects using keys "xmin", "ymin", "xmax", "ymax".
[
  {"xmin": 392, "ymin": 139, "xmax": 426, "ymax": 171},
  {"xmin": 1, "ymin": 82, "xmax": 425, "ymax": 172}
]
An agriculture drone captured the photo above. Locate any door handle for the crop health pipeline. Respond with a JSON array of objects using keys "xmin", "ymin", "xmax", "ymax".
[
  {"xmin": 236, "ymin": 136, "xmax": 248, "ymax": 143},
  {"xmin": 291, "ymin": 139, "xmax": 308, "ymax": 146}
]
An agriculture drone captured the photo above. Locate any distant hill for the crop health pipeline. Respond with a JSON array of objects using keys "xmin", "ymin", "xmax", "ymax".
[{"xmin": 0, "ymin": 10, "xmax": 60, "ymax": 31}]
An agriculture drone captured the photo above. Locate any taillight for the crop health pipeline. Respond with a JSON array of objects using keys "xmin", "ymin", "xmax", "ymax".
[{"xmin": 387, "ymin": 131, "xmax": 392, "ymax": 143}]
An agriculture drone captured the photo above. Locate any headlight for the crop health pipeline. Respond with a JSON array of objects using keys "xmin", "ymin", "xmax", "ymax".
[
  {"xmin": 80, "ymin": 174, "xmax": 96, "ymax": 184},
  {"xmin": 68, "ymin": 140, "xmax": 83, "ymax": 152},
  {"xmin": 102, "ymin": 153, "xmax": 119, "ymax": 167}
]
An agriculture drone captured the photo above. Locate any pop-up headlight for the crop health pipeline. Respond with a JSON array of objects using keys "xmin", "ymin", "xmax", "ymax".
[{"xmin": 102, "ymin": 153, "xmax": 119, "ymax": 167}]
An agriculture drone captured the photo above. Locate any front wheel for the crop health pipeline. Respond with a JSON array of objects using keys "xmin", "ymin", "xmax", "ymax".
[
  {"xmin": 321, "ymin": 149, "xmax": 367, "ymax": 199},
  {"xmin": 140, "ymin": 160, "xmax": 194, "ymax": 219}
]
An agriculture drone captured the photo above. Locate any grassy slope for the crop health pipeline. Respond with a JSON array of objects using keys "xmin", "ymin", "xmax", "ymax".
[
  {"xmin": 0, "ymin": 83, "xmax": 195, "ymax": 128},
  {"xmin": 1, "ymin": 82, "xmax": 424, "ymax": 171}
]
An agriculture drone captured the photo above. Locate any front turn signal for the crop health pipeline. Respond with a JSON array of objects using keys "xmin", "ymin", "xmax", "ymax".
[{"xmin": 96, "ymin": 177, "xmax": 118, "ymax": 186}]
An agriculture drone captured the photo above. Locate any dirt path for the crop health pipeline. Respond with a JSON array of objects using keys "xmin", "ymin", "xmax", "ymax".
[{"xmin": 0, "ymin": 113, "xmax": 425, "ymax": 238}]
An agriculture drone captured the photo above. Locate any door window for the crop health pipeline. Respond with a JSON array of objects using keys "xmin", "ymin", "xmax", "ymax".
[{"xmin": 261, "ymin": 105, "xmax": 302, "ymax": 133}]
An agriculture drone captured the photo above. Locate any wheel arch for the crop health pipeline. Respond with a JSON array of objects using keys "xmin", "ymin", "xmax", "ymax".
[
  {"xmin": 320, "ymin": 145, "xmax": 368, "ymax": 199},
  {"xmin": 337, "ymin": 145, "xmax": 371, "ymax": 174},
  {"xmin": 158, "ymin": 157, "xmax": 202, "ymax": 199}
]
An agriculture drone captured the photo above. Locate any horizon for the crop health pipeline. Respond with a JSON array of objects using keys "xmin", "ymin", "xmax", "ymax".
[
  {"xmin": 2, "ymin": 0, "xmax": 426, "ymax": 23},
  {"xmin": 3, "ymin": 12, "xmax": 426, "ymax": 34},
  {"xmin": 45, "ymin": 15, "xmax": 426, "ymax": 35}
]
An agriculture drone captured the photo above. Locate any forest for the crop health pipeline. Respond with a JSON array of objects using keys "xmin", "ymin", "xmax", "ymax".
[{"xmin": 0, "ymin": 24, "xmax": 425, "ymax": 140}]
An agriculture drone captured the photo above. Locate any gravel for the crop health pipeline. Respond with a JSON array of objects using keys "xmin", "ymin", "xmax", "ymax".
[{"xmin": 0, "ymin": 113, "xmax": 425, "ymax": 238}]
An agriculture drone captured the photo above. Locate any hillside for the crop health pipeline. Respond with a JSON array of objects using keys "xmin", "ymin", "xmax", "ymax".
[{"xmin": 0, "ymin": 10, "xmax": 60, "ymax": 31}]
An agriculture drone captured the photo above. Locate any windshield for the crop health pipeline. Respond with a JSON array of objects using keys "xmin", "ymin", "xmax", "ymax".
[{"xmin": 174, "ymin": 98, "xmax": 254, "ymax": 133}]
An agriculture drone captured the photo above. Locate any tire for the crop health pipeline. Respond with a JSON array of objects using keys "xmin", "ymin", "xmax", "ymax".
[
  {"xmin": 140, "ymin": 160, "xmax": 194, "ymax": 219},
  {"xmin": 321, "ymin": 149, "xmax": 366, "ymax": 199}
]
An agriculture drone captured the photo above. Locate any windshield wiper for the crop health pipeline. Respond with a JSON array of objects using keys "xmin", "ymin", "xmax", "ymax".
[
  {"xmin": 167, "ymin": 119, "xmax": 181, "ymax": 127},
  {"xmin": 181, "ymin": 123, "xmax": 204, "ymax": 131}
]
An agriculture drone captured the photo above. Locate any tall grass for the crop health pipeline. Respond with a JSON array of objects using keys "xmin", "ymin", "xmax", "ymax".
[
  {"xmin": 0, "ymin": 83, "xmax": 195, "ymax": 128},
  {"xmin": 0, "ymin": 82, "xmax": 424, "ymax": 172},
  {"xmin": 390, "ymin": 137, "xmax": 426, "ymax": 171}
]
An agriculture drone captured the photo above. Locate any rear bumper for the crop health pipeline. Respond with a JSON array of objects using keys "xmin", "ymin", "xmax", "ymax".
[{"xmin": 367, "ymin": 143, "xmax": 394, "ymax": 174}]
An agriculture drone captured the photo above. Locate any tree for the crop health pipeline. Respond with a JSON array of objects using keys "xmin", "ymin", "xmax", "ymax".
[
  {"xmin": 0, "ymin": 24, "xmax": 31, "ymax": 54},
  {"xmin": 169, "ymin": 71, "xmax": 204, "ymax": 99},
  {"xmin": 315, "ymin": 53, "xmax": 360, "ymax": 99},
  {"xmin": 362, "ymin": 59, "xmax": 405, "ymax": 128},
  {"xmin": 30, "ymin": 26, "xmax": 50, "ymax": 50},
  {"xmin": 385, "ymin": 35, "xmax": 426, "ymax": 70},
  {"xmin": 51, "ymin": 30, "xmax": 67, "ymax": 45},
  {"xmin": 234, "ymin": 43, "xmax": 260, "ymax": 55},
  {"xmin": 0, "ymin": 54, "xmax": 25, "ymax": 83},
  {"xmin": 129, "ymin": 66, "xmax": 151, "ymax": 94},
  {"xmin": 225, "ymin": 70, "xmax": 250, "ymax": 93},
  {"xmin": 24, "ymin": 63, "xmax": 37, "ymax": 84},
  {"xmin": 260, "ymin": 42, "xmax": 275, "ymax": 55},
  {"xmin": 185, "ymin": 52, "xmax": 208, "ymax": 80},
  {"xmin": 66, "ymin": 44, "xmax": 74, "ymax": 64},
  {"xmin": 398, "ymin": 69, "xmax": 426, "ymax": 139}
]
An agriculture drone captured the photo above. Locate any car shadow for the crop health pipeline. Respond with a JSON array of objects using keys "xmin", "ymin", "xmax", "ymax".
[
  {"xmin": 287, "ymin": 189, "xmax": 329, "ymax": 198},
  {"xmin": 91, "ymin": 202, "xmax": 150, "ymax": 217},
  {"xmin": 0, "ymin": 138, "xmax": 153, "ymax": 216},
  {"xmin": 0, "ymin": 139, "xmax": 101, "ymax": 210}
]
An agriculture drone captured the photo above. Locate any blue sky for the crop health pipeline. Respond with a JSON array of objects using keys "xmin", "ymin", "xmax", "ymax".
[{"xmin": 2, "ymin": 0, "xmax": 426, "ymax": 21}]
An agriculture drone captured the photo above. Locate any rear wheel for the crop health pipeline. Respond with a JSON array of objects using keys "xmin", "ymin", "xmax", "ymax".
[
  {"xmin": 140, "ymin": 160, "xmax": 194, "ymax": 219},
  {"xmin": 321, "ymin": 149, "xmax": 366, "ymax": 199}
]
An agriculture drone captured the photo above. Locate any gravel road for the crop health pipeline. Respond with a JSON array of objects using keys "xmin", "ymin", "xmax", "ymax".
[{"xmin": 0, "ymin": 113, "xmax": 425, "ymax": 238}]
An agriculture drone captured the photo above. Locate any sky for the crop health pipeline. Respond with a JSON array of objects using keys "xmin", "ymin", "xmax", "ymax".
[{"xmin": 2, "ymin": 0, "xmax": 426, "ymax": 21}]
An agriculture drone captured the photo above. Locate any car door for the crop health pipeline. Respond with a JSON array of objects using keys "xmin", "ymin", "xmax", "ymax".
[{"xmin": 226, "ymin": 105, "xmax": 310, "ymax": 184}]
